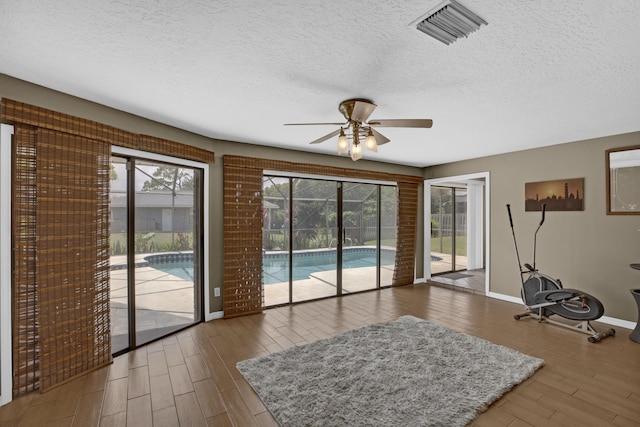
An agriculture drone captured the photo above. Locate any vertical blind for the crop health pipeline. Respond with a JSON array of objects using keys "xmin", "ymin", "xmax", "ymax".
[{"xmin": 222, "ymin": 155, "xmax": 422, "ymax": 318}]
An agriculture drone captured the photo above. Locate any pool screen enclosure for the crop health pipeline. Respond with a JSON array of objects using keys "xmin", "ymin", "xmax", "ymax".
[{"xmin": 262, "ymin": 175, "xmax": 398, "ymax": 306}]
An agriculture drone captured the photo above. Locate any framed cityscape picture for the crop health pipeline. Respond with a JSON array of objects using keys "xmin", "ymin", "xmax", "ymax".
[{"xmin": 525, "ymin": 178, "xmax": 584, "ymax": 211}]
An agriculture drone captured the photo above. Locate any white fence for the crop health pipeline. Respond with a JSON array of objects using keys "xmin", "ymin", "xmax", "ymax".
[{"xmin": 430, "ymin": 213, "xmax": 466, "ymax": 237}]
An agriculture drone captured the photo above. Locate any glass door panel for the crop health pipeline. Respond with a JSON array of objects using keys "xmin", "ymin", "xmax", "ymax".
[
  {"xmin": 291, "ymin": 179, "xmax": 337, "ymax": 303},
  {"xmin": 110, "ymin": 155, "xmax": 203, "ymax": 355},
  {"xmin": 431, "ymin": 186, "xmax": 468, "ymax": 274},
  {"xmin": 262, "ymin": 176, "xmax": 290, "ymax": 306},
  {"xmin": 342, "ymin": 183, "xmax": 378, "ymax": 292},
  {"xmin": 380, "ymin": 186, "xmax": 397, "ymax": 286},
  {"xmin": 454, "ymin": 188, "xmax": 468, "ymax": 271},
  {"xmin": 430, "ymin": 187, "xmax": 454, "ymax": 274},
  {"xmin": 109, "ymin": 156, "xmax": 129, "ymax": 354},
  {"xmin": 133, "ymin": 160, "xmax": 199, "ymax": 346},
  {"xmin": 262, "ymin": 176, "xmax": 399, "ymax": 305}
]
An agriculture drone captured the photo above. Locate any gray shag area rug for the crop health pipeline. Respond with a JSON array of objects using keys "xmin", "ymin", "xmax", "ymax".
[{"xmin": 237, "ymin": 315, "xmax": 543, "ymax": 427}]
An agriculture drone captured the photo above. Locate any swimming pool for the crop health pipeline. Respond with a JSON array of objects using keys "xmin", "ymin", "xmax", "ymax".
[
  {"xmin": 149, "ymin": 261, "xmax": 195, "ymax": 282},
  {"xmin": 144, "ymin": 250, "xmax": 441, "ymax": 285},
  {"xmin": 142, "ymin": 253, "xmax": 196, "ymax": 281},
  {"xmin": 262, "ymin": 248, "xmax": 396, "ymax": 284},
  {"xmin": 145, "ymin": 249, "xmax": 396, "ymax": 284}
]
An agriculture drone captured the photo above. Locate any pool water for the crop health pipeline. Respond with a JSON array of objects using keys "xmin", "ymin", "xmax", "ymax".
[
  {"xmin": 148, "ymin": 250, "xmax": 437, "ymax": 285},
  {"xmin": 262, "ymin": 250, "xmax": 395, "ymax": 284},
  {"xmin": 150, "ymin": 261, "xmax": 195, "ymax": 282}
]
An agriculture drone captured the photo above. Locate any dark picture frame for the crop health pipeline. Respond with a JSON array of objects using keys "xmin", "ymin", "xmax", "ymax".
[
  {"xmin": 606, "ymin": 145, "xmax": 640, "ymax": 215},
  {"xmin": 525, "ymin": 178, "xmax": 584, "ymax": 211}
]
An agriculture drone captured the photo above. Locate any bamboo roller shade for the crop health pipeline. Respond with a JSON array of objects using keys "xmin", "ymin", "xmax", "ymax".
[
  {"xmin": 2, "ymin": 98, "xmax": 215, "ymax": 395},
  {"xmin": 10, "ymin": 125, "xmax": 112, "ymax": 394},
  {"xmin": 35, "ymin": 128, "xmax": 112, "ymax": 392},
  {"xmin": 223, "ymin": 162, "xmax": 265, "ymax": 318},
  {"xmin": 224, "ymin": 155, "xmax": 422, "ymax": 184},
  {"xmin": 1, "ymin": 98, "xmax": 215, "ymax": 164},
  {"xmin": 12, "ymin": 125, "xmax": 39, "ymax": 395},
  {"xmin": 222, "ymin": 155, "xmax": 420, "ymax": 318},
  {"xmin": 393, "ymin": 182, "xmax": 420, "ymax": 286}
]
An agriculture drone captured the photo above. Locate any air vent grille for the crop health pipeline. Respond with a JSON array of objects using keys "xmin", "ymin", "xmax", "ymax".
[{"xmin": 411, "ymin": 0, "xmax": 487, "ymax": 45}]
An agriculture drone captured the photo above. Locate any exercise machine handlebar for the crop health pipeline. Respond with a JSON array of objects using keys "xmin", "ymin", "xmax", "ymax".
[
  {"xmin": 507, "ymin": 203, "xmax": 514, "ymax": 227},
  {"xmin": 506, "ymin": 204, "xmax": 525, "ymax": 284},
  {"xmin": 533, "ymin": 203, "xmax": 546, "ymax": 270}
]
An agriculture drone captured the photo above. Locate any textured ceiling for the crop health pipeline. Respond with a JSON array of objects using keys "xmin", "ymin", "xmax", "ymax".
[{"xmin": 1, "ymin": 0, "xmax": 639, "ymax": 167}]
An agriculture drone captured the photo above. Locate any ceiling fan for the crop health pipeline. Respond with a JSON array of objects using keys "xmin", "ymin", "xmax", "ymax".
[{"xmin": 285, "ymin": 98, "xmax": 433, "ymax": 161}]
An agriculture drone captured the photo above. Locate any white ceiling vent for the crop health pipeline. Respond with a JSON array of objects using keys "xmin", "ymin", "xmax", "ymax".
[{"xmin": 410, "ymin": 0, "xmax": 487, "ymax": 45}]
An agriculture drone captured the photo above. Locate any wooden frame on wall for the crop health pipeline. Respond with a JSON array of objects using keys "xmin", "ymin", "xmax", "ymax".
[
  {"xmin": 524, "ymin": 178, "xmax": 584, "ymax": 212},
  {"xmin": 606, "ymin": 145, "xmax": 640, "ymax": 215}
]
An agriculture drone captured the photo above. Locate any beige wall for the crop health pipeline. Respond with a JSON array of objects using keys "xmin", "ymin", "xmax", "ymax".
[
  {"xmin": 425, "ymin": 132, "xmax": 640, "ymax": 322},
  {"xmin": 0, "ymin": 74, "xmax": 424, "ymax": 315}
]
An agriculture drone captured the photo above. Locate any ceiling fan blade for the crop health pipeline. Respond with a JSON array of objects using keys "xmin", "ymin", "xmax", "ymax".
[
  {"xmin": 371, "ymin": 128, "xmax": 391, "ymax": 146},
  {"xmin": 309, "ymin": 128, "xmax": 341, "ymax": 144},
  {"xmin": 368, "ymin": 119, "xmax": 433, "ymax": 128},
  {"xmin": 351, "ymin": 100, "xmax": 377, "ymax": 122},
  {"xmin": 284, "ymin": 122, "xmax": 346, "ymax": 126}
]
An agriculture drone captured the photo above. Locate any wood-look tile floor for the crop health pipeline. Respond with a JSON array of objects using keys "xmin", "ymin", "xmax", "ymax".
[{"xmin": 1, "ymin": 283, "xmax": 639, "ymax": 426}]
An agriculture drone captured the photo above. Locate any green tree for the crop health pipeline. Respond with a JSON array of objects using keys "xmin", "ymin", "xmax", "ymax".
[
  {"xmin": 141, "ymin": 166, "xmax": 194, "ymax": 192},
  {"xmin": 139, "ymin": 165, "xmax": 195, "ymax": 251},
  {"xmin": 110, "ymin": 163, "xmax": 118, "ymax": 181}
]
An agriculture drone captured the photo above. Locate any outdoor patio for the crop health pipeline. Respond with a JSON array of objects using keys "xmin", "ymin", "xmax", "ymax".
[
  {"xmin": 109, "ymin": 255, "xmax": 196, "ymax": 351},
  {"xmin": 108, "ymin": 252, "xmax": 481, "ymax": 347}
]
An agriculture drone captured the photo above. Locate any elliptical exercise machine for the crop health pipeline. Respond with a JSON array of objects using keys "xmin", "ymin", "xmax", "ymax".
[{"xmin": 506, "ymin": 203, "xmax": 615, "ymax": 343}]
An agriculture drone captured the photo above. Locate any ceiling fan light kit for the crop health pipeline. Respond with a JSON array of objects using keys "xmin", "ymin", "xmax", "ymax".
[
  {"xmin": 365, "ymin": 128, "xmax": 378, "ymax": 153},
  {"xmin": 350, "ymin": 140, "xmax": 363, "ymax": 161},
  {"xmin": 337, "ymin": 128, "xmax": 349, "ymax": 154},
  {"xmin": 285, "ymin": 98, "xmax": 432, "ymax": 161}
]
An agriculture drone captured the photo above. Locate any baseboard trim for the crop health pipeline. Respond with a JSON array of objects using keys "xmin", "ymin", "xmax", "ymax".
[
  {"xmin": 206, "ymin": 311, "xmax": 224, "ymax": 321},
  {"xmin": 599, "ymin": 316, "xmax": 635, "ymax": 330}
]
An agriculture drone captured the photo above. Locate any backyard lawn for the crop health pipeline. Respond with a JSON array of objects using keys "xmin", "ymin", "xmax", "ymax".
[{"xmin": 430, "ymin": 236, "xmax": 466, "ymax": 256}]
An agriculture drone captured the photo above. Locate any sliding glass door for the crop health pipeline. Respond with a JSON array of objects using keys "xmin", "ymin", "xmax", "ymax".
[
  {"xmin": 430, "ymin": 186, "xmax": 467, "ymax": 275},
  {"xmin": 262, "ymin": 177, "xmax": 291, "ymax": 306},
  {"xmin": 292, "ymin": 179, "xmax": 338, "ymax": 302},
  {"xmin": 263, "ymin": 175, "xmax": 397, "ymax": 307},
  {"xmin": 380, "ymin": 186, "xmax": 397, "ymax": 286},
  {"xmin": 454, "ymin": 188, "xmax": 468, "ymax": 271},
  {"xmin": 342, "ymin": 182, "xmax": 377, "ymax": 293},
  {"xmin": 110, "ymin": 157, "xmax": 129, "ymax": 353},
  {"xmin": 110, "ymin": 155, "xmax": 203, "ymax": 355}
]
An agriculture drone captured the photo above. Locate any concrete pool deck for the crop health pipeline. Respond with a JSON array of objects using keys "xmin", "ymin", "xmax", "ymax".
[
  {"xmin": 109, "ymin": 254, "xmax": 396, "ymax": 342},
  {"xmin": 108, "ymin": 252, "xmax": 473, "ymax": 347},
  {"xmin": 110, "ymin": 253, "xmax": 394, "ymax": 312},
  {"xmin": 263, "ymin": 264, "xmax": 395, "ymax": 306},
  {"xmin": 109, "ymin": 254, "xmax": 198, "ymax": 350}
]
